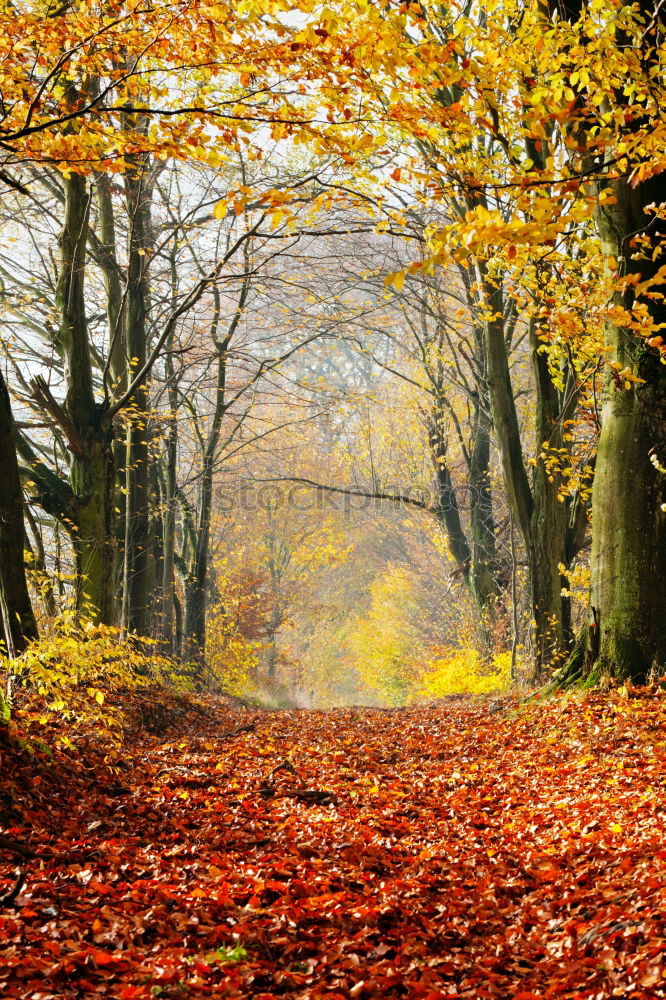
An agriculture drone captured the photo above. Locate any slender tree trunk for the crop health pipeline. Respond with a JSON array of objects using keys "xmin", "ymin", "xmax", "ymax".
[
  {"xmin": 0, "ymin": 370, "xmax": 38, "ymax": 654},
  {"xmin": 467, "ymin": 399, "xmax": 502, "ymax": 617},
  {"xmin": 430, "ymin": 392, "xmax": 501, "ymax": 650},
  {"xmin": 182, "ymin": 451, "xmax": 216, "ymax": 662},
  {"xmin": 182, "ymin": 575, "xmax": 207, "ymax": 663},
  {"xmin": 24, "ymin": 505, "xmax": 57, "ymax": 618},
  {"xmin": 266, "ymin": 604, "xmax": 281, "ymax": 678},
  {"xmin": 529, "ymin": 323, "xmax": 573, "ymax": 676},
  {"xmin": 96, "ymin": 173, "xmax": 126, "ymax": 606},
  {"xmin": 158, "ymin": 355, "xmax": 178, "ymax": 653},
  {"xmin": 123, "ymin": 161, "xmax": 152, "ymax": 636},
  {"xmin": 146, "ymin": 458, "xmax": 162, "ymax": 633},
  {"xmin": 180, "ymin": 280, "xmax": 247, "ymax": 666},
  {"xmin": 173, "ymin": 590, "xmax": 183, "ymax": 658},
  {"xmin": 157, "ymin": 452, "xmax": 177, "ymax": 653}
]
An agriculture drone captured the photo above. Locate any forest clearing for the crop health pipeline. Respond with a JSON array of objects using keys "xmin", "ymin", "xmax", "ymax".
[{"xmin": 2, "ymin": 688, "xmax": 666, "ymax": 1000}]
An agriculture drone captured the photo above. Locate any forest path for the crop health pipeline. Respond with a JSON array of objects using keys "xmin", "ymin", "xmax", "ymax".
[{"xmin": 1, "ymin": 693, "xmax": 666, "ymax": 999}]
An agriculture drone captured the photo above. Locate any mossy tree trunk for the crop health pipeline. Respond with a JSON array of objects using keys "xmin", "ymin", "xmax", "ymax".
[
  {"xmin": 55, "ymin": 174, "xmax": 117, "ymax": 623},
  {"xmin": 588, "ymin": 171, "xmax": 666, "ymax": 681},
  {"xmin": 544, "ymin": 0, "xmax": 666, "ymax": 683}
]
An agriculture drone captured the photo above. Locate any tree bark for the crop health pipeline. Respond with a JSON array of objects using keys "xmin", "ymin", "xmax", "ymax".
[
  {"xmin": 122, "ymin": 160, "xmax": 152, "ymax": 637},
  {"xmin": 55, "ymin": 174, "xmax": 116, "ymax": 622},
  {"xmin": 479, "ymin": 265, "xmax": 583, "ymax": 678},
  {"xmin": 588, "ymin": 171, "xmax": 666, "ymax": 681},
  {"xmin": 0, "ymin": 369, "xmax": 38, "ymax": 654},
  {"xmin": 529, "ymin": 322, "xmax": 574, "ymax": 672}
]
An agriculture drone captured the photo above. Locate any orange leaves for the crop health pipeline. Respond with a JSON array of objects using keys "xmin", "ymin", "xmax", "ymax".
[
  {"xmin": 0, "ymin": 0, "xmax": 328, "ymax": 175},
  {"xmin": 2, "ymin": 690, "xmax": 666, "ymax": 997}
]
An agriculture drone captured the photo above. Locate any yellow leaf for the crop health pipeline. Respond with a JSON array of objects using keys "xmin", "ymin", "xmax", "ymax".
[{"xmin": 385, "ymin": 270, "xmax": 406, "ymax": 292}]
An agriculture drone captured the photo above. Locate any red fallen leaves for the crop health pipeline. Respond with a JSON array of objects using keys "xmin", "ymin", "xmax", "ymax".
[{"xmin": 1, "ymin": 689, "xmax": 666, "ymax": 999}]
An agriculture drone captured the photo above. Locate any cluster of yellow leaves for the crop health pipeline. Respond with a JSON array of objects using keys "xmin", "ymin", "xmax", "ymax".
[
  {"xmin": 559, "ymin": 561, "xmax": 591, "ymax": 605},
  {"xmin": 418, "ymin": 648, "xmax": 513, "ymax": 699},
  {"xmin": 0, "ymin": 0, "xmax": 332, "ymax": 174},
  {"xmin": 1, "ymin": 613, "xmax": 181, "ymax": 740},
  {"xmin": 205, "ymin": 600, "xmax": 260, "ymax": 699},
  {"xmin": 532, "ymin": 426, "xmax": 595, "ymax": 506},
  {"xmin": 362, "ymin": 0, "xmax": 665, "ymax": 390}
]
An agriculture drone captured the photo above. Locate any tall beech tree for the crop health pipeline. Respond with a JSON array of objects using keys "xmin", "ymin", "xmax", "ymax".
[{"xmin": 545, "ymin": 0, "xmax": 666, "ymax": 681}]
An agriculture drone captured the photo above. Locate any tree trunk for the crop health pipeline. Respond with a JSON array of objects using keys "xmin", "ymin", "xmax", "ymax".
[
  {"xmin": 179, "ymin": 280, "xmax": 246, "ymax": 667},
  {"xmin": 529, "ymin": 324, "xmax": 574, "ymax": 677},
  {"xmin": 158, "ymin": 356, "xmax": 178, "ymax": 654},
  {"xmin": 589, "ymin": 172, "xmax": 666, "ymax": 681},
  {"xmin": 479, "ymin": 258, "xmax": 587, "ymax": 679},
  {"xmin": 181, "ymin": 452, "xmax": 215, "ymax": 663},
  {"xmin": 467, "ymin": 397, "xmax": 503, "ymax": 618},
  {"xmin": 266, "ymin": 605, "xmax": 281, "ymax": 678},
  {"xmin": 24, "ymin": 504, "xmax": 57, "ymax": 618},
  {"xmin": 56, "ymin": 174, "xmax": 117, "ymax": 622},
  {"xmin": 0, "ymin": 370, "xmax": 38, "ymax": 654},
  {"xmin": 430, "ymin": 391, "xmax": 501, "ymax": 649},
  {"xmin": 182, "ymin": 574, "xmax": 207, "ymax": 664},
  {"xmin": 96, "ymin": 173, "xmax": 126, "ymax": 603},
  {"xmin": 122, "ymin": 161, "xmax": 152, "ymax": 636}
]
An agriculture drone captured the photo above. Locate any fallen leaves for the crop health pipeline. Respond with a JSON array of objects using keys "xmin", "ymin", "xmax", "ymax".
[{"xmin": 1, "ymin": 690, "xmax": 666, "ymax": 998}]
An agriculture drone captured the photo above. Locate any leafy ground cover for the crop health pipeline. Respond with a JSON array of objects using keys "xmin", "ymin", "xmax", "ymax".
[{"xmin": 1, "ymin": 688, "xmax": 666, "ymax": 999}]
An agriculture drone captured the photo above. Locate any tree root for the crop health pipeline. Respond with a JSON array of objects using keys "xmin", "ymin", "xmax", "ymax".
[
  {"xmin": 0, "ymin": 835, "xmax": 35, "ymax": 858},
  {"xmin": 258, "ymin": 759, "xmax": 336, "ymax": 805},
  {"xmin": 219, "ymin": 722, "xmax": 256, "ymax": 740},
  {"xmin": 0, "ymin": 868, "xmax": 25, "ymax": 907},
  {"xmin": 534, "ymin": 627, "xmax": 588, "ymax": 698}
]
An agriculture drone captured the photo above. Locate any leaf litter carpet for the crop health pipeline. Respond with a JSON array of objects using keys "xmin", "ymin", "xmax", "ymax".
[{"xmin": 1, "ymin": 691, "xmax": 666, "ymax": 999}]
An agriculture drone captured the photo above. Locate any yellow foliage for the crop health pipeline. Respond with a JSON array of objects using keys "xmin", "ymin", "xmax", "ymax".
[
  {"xmin": 349, "ymin": 566, "xmax": 422, "ymax": 706},
  {"xmin": 559, "ymin": 563, "xmax": 591, "ymax": 605},
  {"xmin": 417, "ymin": 649, "xmax": 513, "ymax": 700},
  {"xmin": 206, "ymin": 602, "xmax": 260, "ymax": 699},
  {"xmin": 1, "ymin": 613, "xmax": 181, "ymax": 739}
]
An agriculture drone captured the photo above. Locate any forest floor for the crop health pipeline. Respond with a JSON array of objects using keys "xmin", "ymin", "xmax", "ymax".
[{"xmin": 1, "ymin": 687, "xmax": 666, "ymax": 1000}]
